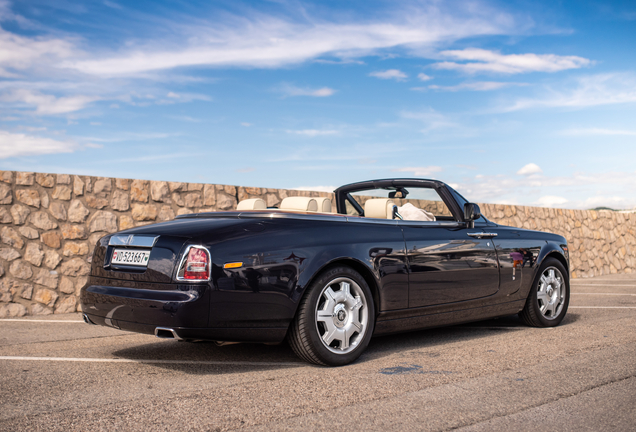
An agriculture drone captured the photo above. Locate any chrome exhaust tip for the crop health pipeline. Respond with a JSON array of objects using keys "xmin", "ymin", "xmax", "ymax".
[
  {"xmin": 154, "ymin": 327, "xmax": 183, "ymax": 341},
  {"xmin": 83, "ymin": 313, "xmax": 96, "ymax": 325}
]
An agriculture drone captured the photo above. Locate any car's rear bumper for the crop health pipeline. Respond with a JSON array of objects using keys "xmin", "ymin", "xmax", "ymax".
[{"xmin": 80, "ymin": 281, "xmax": 289, "ymax": 343}]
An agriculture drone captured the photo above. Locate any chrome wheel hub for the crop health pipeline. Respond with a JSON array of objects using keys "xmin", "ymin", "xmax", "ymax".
[
  {"xmin": 315, "ymin": 277, "xmax": 369, "ymax": 354},
  {"xmin": 537, "ymin": 267, "xmax": 565, "ymax": 320}
]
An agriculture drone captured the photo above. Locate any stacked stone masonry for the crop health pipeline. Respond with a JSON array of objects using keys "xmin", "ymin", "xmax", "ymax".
[{"xmin": 0, "ymin": 170, "xmax": 634, "ymax": 317}]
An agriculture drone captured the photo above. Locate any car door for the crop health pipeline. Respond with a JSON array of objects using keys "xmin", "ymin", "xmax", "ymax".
[{"xmin": 402, "ymin": 221, "xmax": 500, "ymax": 308}]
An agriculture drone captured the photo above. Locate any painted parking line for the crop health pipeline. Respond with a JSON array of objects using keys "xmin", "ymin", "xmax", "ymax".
[
  {"xmin": 0, "ymin": 356, "xmax": 304, "ymax": 367},
  {"xmin": 571, "ymin": 293, "xmax": 636, "ymax": 296},
  {"xmin": 0, "ymin": 319, "xmax": 84, "ymax": 323},
  {"xmin": 571, "ymin": 284, "xmax": 636, "ymax": 287},
  {"xmin": 569, "ymin": 306, "xmax": 636, "ymax": 309}
]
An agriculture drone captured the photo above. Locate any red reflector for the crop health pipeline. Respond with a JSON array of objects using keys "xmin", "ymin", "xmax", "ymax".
[{"xmin": 183, "ymin": 247, "xmax": 209, "ymax": 280}]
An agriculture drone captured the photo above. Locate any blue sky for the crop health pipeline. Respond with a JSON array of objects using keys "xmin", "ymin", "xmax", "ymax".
[{"xmin": 1, "ymin": 0, "xmax": 635, "ymax": 210}]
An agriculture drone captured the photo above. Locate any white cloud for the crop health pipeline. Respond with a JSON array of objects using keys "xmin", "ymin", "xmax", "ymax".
[
  {"xmin": 0, "ymin": 28, "xmax": 76, "ymax": 77},
  {"xmin": 517, "ymin": 163, "xmax": 542, "ymax": 175},
  {"xmin": 427, "ymin": 81, "xmax": 526, "ymax": 91},
  {"xmin": 393, "ymin": 166, "xmax": 443, "ymax": 177},
  {"xmin": 582, "ymin": 196, "xmax": 633, "ymax": 209},
  {"xmin": 286, "ymin": 129, "xmax": 339, "ymax": 137},
  {"xmin": 369, "ymin": 69, "xmax": 407, "ymax": 81},
  {"xmin": 60, "ymin": 4, "xmax": 520, "ymax": 76},
  {"xmin": 236, "ymin": 167, "xmax": 255, "ymax": 173},
  {"xmin": 534, "ymin": 195, "xmax": 568, "ymax": 207},
  {"xmin": 433, "ymin": 48, "xmax": 591, "ymax": 74},
  {"xmin": 507, "ymin": 73, "xmax": 636, "ymax": 111},
  {"xmin": 559, "ymin": 128, "xmax": 636, "ymax": 136},
  {"xmin": 0, "ymin": 89, "xmax": 97, "ymax": 114},
  {"xmin": 453, "ymin": 170, "xmax": 636, "ymax": 210},
  {"xmin": 280, "ymin": 85, "xmax": 336, "ymax": 97},
  {"xmin": 417, "ymin": 73, "xmax": 432, "ymax": 81},
  {"xmin": 400, "ymin": 109, "xmax": 458, "ymax": 132},
  {"xmin": 0, "ymin": 130, "xmax": 78, "ymax": 158},
  {"xmin": 293, "ymin": 186, "xmax": 337, "ymax": 193}
]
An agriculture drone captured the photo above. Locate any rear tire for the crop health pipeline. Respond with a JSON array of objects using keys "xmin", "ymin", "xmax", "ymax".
[
  {"xmin": 287, "ymin": 266, "xmax": 375, "ymax": 366},
  {"xmin": 520, "ymin": 258, "xmax": 569, "ymax": 327}
]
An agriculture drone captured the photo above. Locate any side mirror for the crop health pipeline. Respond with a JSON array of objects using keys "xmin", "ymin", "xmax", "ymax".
[{"xmin": 463, "ymin": 203, "xmax": 481, "ymax": 228}]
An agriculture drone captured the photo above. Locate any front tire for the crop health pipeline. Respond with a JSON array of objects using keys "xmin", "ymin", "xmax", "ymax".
[
  {"xmin": 520, "ymin": 258, "xmax": 569, "ymax": 327},
  {"xmin": 287, "ymin": 266, "xmax": 375, "ymax": 366}
]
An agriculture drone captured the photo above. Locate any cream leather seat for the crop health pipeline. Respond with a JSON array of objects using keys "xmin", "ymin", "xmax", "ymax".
[
  {"xmin": 313, "ymin": 197, "xmax": 333, "ymax": 213},
  {"xmin": 237, "ymin": 198, "xmax": 267, "ymax": 210},
  {"xmin": 280, "ymin": 197, "xmax": 318, "ymax": 212},
  {"xmin": 364, "ymin": 198, "xmax": 397, "ymax": 219}
]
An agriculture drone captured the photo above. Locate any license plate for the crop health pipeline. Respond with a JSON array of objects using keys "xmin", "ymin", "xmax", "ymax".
[{"xmin": 111, "ymin": 249, "xmax": 151, "ymax": 267}]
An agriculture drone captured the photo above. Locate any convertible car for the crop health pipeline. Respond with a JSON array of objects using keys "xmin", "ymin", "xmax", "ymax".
[{"xmin": 81, "ymin": 178, "xmax": 570, "ymax": 366}]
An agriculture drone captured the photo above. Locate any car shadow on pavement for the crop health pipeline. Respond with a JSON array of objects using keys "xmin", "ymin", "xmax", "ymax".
[{"xmin": 110, "ymin": 313, "xmax": 582, "ymax": 373}]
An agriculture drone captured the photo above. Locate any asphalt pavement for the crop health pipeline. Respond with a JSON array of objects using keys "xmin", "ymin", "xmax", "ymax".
[{"xmin": 1, "ymin": 273, "xmax": 635, "ymax": 431}]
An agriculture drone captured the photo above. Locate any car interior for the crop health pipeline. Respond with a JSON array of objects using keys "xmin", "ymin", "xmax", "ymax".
[{"xmin": 235, "ymin": 186, "xmax": 454, "ymax": 222}]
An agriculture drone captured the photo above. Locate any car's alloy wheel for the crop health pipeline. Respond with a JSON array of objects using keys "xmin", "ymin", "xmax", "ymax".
[
  {"xmin": 315, "ymin": 277, "xmax": 369, "ymax": 354},
  {"xmin": 288, "ymin": 266, "xmax": 375, "ymax": 366},
  {"xmin": 520, "ymin": 257, "xmax": 569, "ymax": 327},
  {"xmin": 536, "ymin": 267, "xmax": 565, "ymax": 320}
]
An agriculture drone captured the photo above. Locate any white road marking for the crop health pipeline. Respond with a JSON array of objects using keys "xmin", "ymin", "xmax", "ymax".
[
  {"xmin": 0, "ymin": 319, "xmax": 84, "ymax": 323},
  {"xmin": 571, "ymin": 293, "xmax": 636, "ymax": 296},
  {"xmin": 571, "ymin": 284, "xmax": 636, "ymax": 287},
  {"xmin": 569, "ymin": 306, "xmax": 636, "ymax": 309},
  {"xmin": 0, "ymin": 356, "xmax": 303, "ymax": 367}
]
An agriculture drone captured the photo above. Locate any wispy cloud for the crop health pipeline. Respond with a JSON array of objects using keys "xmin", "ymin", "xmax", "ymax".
[
  {"xmin": 236, "ymin": 167, "xmax": 255, "ymax": 173},
  {"xmin": 456, "ymin": 170, "xmax": 636, "ymax": 210},
  {"xmin": 393, "ymin": 166, "xmax": 443, "ymax": 177},
  {"xmin": 58, "ymin": 4, "xmax": 520, "ymax": 76},
  {"xmin": 534, "ymin": 195, "xmax": 568, "ymax": 207},
  {"xmin": 286, "ymin": 129, "xmax": 339, "ymax": 137},
  {"xmin": 559, "ymin": 128, "xmax": 636, "ymax": 136},
  {"xmin": 424, "ymin": 81, "xmax": 527, "ymax": 92},
  {"xmin": 433, "ymin": 48, "xmax": 590, "ymax": 74},
  {"xmin": 0, "ymin": 27, "xmax": 76, "ymax": 78},
  {"xmin": 0, "ymin": 89, "xmax": 98, "ymax": 114},
  {"xmin": 0, "ymin": 130, "xmax": 78, "ymax": 158},
  {"xmin": 293, "ymin": 186, "xmax": 336, "ymax": 193},
  {"xmin": 506, "ymin": 73, "xmax": 636, "ymax": 111},
  {"xmin": 369, "ymin": 69, "xmax": 407, "ymax": 81},
  {"xmin": 279, "ymin": 84, "xmax": 336, "ymax": 97},
  {"xmin": 418, "ymin": 73, "xmax": 432, "ymax": 81},
  {"xmin": 400, "ymin": 109, "xmax": 458, "ymax": 132}
]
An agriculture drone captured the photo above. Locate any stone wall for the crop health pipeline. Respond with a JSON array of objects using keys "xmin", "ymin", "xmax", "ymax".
[{"xmin": 0, "ymin": 170, "xmax": 634, "ymax": 317}]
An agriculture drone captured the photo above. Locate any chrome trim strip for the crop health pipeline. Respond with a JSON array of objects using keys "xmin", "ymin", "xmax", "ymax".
[
  {"xmin": 467, "ymin": 232, "xmax": 498, "ymax": 238},
  {"xmin": 175, "ymin": 245, "xmax": 212, "ymax": 282},
  {"xmin": 346, "ymin": 217, "xmax": 399, "ymax": 225},
  {"xmin": 109, "ymin": 235, "xmax": 159, "ymax": 247}
]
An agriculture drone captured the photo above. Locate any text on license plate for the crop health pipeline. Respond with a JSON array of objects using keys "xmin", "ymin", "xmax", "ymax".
[{"xmin": 111, "ymin": 249, "xmax": 151, "ymax": 267}]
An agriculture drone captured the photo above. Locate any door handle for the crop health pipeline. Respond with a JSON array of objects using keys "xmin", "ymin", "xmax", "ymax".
[{"xmin": 467, "ymin": 232, "xmax": 498, "ymax": 238}]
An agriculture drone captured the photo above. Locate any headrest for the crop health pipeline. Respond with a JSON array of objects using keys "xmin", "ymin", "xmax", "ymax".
[
  {"xmin": 314, "ymin": 197, "xmax": 332, "ymax": 213},
  {"xmin": 364, "ymin": 198, "xmax": 396, "ymax": 219},
  {"xmin": 237, "ymin": 198, "xmax": 267, "ymax": 210},
  {"xmin": 280, "ymin": 197, "xmax": 318, "ymax": 212}
]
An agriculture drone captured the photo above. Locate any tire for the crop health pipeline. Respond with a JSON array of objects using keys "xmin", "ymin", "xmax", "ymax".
[
  {"xmin": 287, "ymin": 266, "xmax": 375, "ymax": 366},
  {"xmin": 519, "ymin": 258, "xmax": 569, "ymax": 327}
]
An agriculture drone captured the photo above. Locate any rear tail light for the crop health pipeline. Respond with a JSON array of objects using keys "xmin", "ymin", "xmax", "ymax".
[{"xmin": 177, "ymin": 246, "xmax": 211, "ymax": 281}]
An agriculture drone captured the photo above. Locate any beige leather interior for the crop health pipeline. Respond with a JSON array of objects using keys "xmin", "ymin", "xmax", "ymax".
[
  {"xmin": 313, "ymin": 197, "xmax": 332, "ymax": 213},
  {"xmin": 364, "ymin": 198, "xmax": 396, "ymax": 219},
  {"xmin": 236, "ymin": 198, "xmax": 267, "ymax": 210},
  {"xmin": 280, "ymin": 197, "xmax": 318, "ymax": 212}
]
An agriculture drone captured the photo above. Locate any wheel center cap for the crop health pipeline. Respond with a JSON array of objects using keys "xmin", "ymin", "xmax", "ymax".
[
  {"xmin": 333, "ymin": 304, "xmax": 347, "ymax": 328},
  {"xmin": 547, "ymin": 286, "xmax": 554, "ymax": 298}
]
